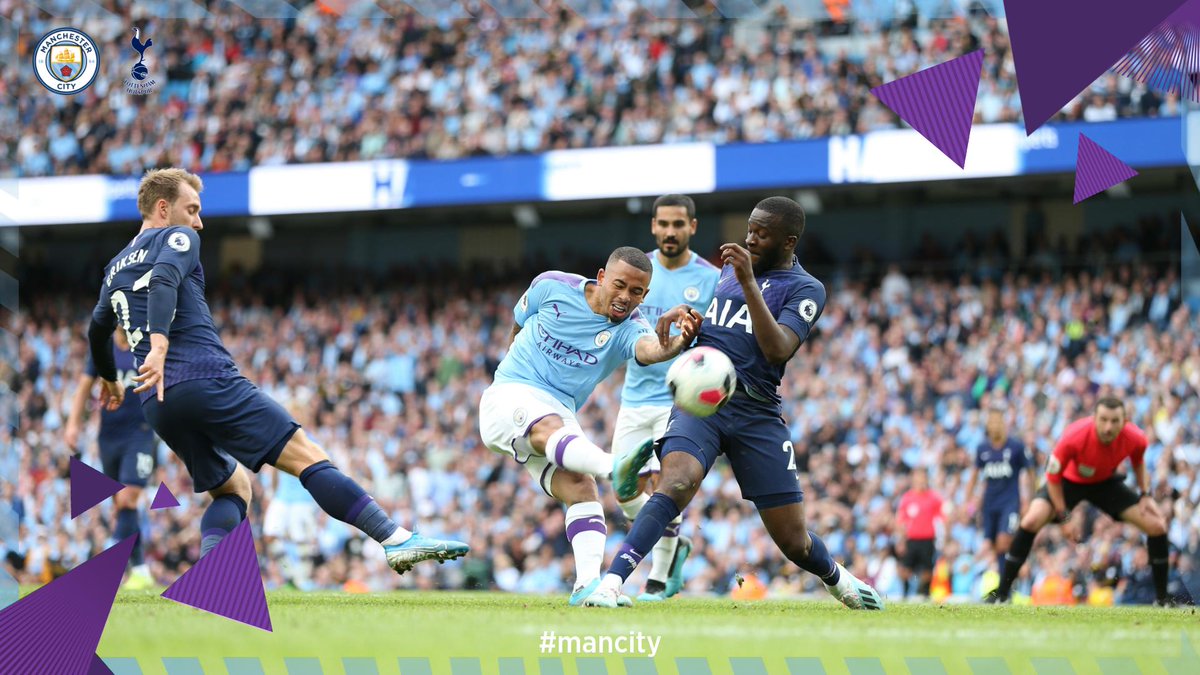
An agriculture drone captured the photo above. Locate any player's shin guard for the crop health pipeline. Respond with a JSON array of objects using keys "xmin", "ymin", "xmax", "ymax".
[
  {"xmin": 545, "ymin": 427, "xmax": 613, "ymax": 478},
  {"xmin": 997, "ymin": 526, "xmax": 1036, "ymax": 596},
  {"xmin": 115, "ymin": 508, "xmax": 144, "ymax": 566},
  {"xmin": 647, "ymin": 517, "xmax": 682, "ymax": 584},
  {"xmin": 1148, "ymin": 534, "xmax": 1170, "ymax": 601},
  {"xmin": 608, "ymin": 493, "xmax": 680, "ymax": 582},
  {"xmin": 299, "ymin": 460, "xmax": 411, "ymax": 545},
  {"xmin": 794, "ymin": 531, "xmax": 840, "ymax": 586},
  {"xmin": 566, "ymin": 502, "xmax": 607, "ymax": 583},
  {"xmin": 200, "ymin": 494, "xmax": 247, "ymax": 557}
]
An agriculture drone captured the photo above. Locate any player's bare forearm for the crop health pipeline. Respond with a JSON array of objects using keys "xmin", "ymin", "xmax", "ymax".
[
  {"xmin": 507, "ymin": 324, "xmax": 521, "ymax": 349},
  {"xmin": 738, "ymin": 279, "xmax": 799, "ymax": 364},
  {"xmin": 635, "ymin": 332, "xmax": 689, "ymax": 365},
  {"xmin": 67, "ymin": 373, "xmax": 94, "ymax": 429}
]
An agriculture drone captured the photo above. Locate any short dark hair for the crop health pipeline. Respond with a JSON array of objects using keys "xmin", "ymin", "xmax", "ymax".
[
  {"xmin": 652, "ymin": 194, "xmax": 695, "ymax": 220},
  {"xmin": 608, "ymin": 246, "xmax": 653, "ymax": 274},
  {"xmin": 1096, "ymin": 396, "xmax": 1126, "ymax": 414},
  {"xmin": 754, "ymin": 196, "xmax": 805, "ymax": 240}
]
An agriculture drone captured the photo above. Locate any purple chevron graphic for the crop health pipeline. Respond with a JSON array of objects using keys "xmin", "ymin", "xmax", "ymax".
[
  {"xmin": 0, "ymin": 535, "xmax": 137, "ymax": 675},
  {"xmin": 150, "ymin": 481, "xmax": 180, "ymax": 510},
  {"xmin": 870, "ymin": 49, "xmax": 984, "ymax": 168},
  {"xmin": 1003, "ymin": 0, "xmax": 1189, "ymax": 135},
  {"xmin": 70, "ymin": 456, "xmax": 125, "ymax": 519},
  {"xmin": 1112, "ymin": 0, "xmax": 1200, "ymax": 101},
  {"xmin": 88, "ymin": 654, "xmax": 114, "ymax": 675},
  {"xmin": 161, "ymin": 519, "xmax": 272, "ymax": 631},
  {"xmin": 1074, "ymin": 134, "xmax": 1139, "ymax": 203}
]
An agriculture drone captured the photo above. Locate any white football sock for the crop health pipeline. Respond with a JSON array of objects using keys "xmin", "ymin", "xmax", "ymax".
[
  {"xmin": 545, "ymin": 428, "xmax": 613, "ymax": 477},
  {"xmin": 566, "ymin": 501, "xmax": 607, "ymax": 584},
  {"xmin": 619, "ymin": 492, "xmax": 649, "ymax": 522},
  {"xmin": 381, "ymin": 525, "xmax": 413, "ymax": 546},
  {"xmin": 648, "ymin": 515, "xmax": 683, "ymax": 583}
]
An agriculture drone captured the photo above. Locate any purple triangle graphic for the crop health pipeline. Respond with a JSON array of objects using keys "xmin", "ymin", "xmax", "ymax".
[
  {"xmin": 1074, "ymin": 134, "xmax": 1139, "ymax": 204},
  {"xmin": 161, "ymin": 519, "xmax": 272, "ymax": 631},
  {"xmin": 0, "ymin": 535, "xmax": 136, "ymax": 675},
  {"xmin": 88, "ymin": 654, "xmax": 114, "ymax": 675},
  {"xmin": 871, "ymin": 49, "xmax": 984, "ymax": 168},
  {"xmin": 1004, "ymin": 0, "xmax": 1189, "ymax": 135},
  {"xmin": 70, "ymin": 456, "xmax": 125, "ymax": 519},
  {"xmin": 150, "ymin": 482, "xmax": 180, "ymax": 510}
]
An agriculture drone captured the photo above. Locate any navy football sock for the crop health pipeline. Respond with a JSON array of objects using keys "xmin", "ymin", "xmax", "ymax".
[
  {"xmin": 115, "ymin": 508, "xmax": 144, "ymax": 566},
  {"xmin": 997, "ymin": 526, "xmax": 1036, "ymax": 596},
  {"xmin": 608, "ymin": 493, "xmax": 680, "ymax": 582},
  {"xmin": 794, "ymin": 531, "xmax": 840, "ymax": 586},
  {"xmin": 200, "ymin": 494, "xmax": 246, "ymax": 557},
  {"xmin": 299, "ymin": 461, "xmax": 403, "ymax": 544}
]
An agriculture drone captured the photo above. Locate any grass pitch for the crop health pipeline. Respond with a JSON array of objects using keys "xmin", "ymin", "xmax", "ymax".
[{"xmin": 96, "ymin": 591, "xmax": 1199, "ymax": 675}]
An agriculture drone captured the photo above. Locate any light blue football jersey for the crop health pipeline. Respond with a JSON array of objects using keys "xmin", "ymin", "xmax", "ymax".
[
  {"xmin": 620, "ymin": 251, "xmax": 720, "ymax": 407},
  {"xmin": 494, "ymin": 271, "xmax": 654, "ymax": 412}
]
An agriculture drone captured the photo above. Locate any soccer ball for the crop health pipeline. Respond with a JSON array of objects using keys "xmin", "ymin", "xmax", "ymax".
[{"xmin": 666, "ymin": 346, "xmax": 737, "ymax": 417}]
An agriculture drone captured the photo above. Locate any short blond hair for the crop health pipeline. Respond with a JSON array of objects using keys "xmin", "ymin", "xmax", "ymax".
[{"xmin": 137, "ymin": 168, "xmax": 204, "ymax": 219}]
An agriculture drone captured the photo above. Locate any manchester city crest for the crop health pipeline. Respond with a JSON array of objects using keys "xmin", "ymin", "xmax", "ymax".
[
  {"xmin": 684, "ymin": 286, "xmax": 700, "ymax": 302},
  {"xmin": 33, "ymin": 27, "xmax": 99, "ymax": 95}
]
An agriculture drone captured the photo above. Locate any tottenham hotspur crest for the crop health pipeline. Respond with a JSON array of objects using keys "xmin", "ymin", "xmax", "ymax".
[{"xmin": 124, "ymin": 27, "xmax": 160, "ymax": 95}]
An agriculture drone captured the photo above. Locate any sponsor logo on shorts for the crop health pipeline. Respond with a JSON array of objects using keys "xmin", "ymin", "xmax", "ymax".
[{"xmin": 513, "ymin": 408, "xmax": 528, "ymax": 427}]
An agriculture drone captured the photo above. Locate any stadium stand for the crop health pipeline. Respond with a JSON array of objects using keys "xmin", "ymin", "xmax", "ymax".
[
  {"xmin": 5, "ymin": 218, "xmax": 1198, "ymax": 605},
  {"xmin": 2, "ymin": 0, "xmax": 1182, "ymax": 176}
]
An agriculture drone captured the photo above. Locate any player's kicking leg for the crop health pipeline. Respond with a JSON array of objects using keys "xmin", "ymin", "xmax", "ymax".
[
  {"xmin": 586, "ymin": 435, "xmax": 709, "ymax": 608},
  {"xmin": 273, "ymin": 430, "xmax": 469, "ymax": 574},
  {"xmin": 612, "ymin": 405, "xmax": 690, "ymax": 601}
]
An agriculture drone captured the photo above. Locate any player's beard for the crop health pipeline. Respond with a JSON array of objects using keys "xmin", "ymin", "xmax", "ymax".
[{"xmin": 658, "ymin": 237, "xmax": 686, "ymax": 258}]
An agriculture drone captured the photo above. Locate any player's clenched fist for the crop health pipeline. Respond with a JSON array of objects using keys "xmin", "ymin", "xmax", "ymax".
[{"xmin": 719, "ymin": 243, "xmax": 755, "ymax": 287}]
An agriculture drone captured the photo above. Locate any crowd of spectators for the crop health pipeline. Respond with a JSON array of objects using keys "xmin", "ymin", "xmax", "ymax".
[
  {"xmin": 3, "ymin": 0, "xmax": 1182, "ymax": 177},
  {"xmin": 4, "ymin": 220, "xmax": 1198, "ymax": 606}
]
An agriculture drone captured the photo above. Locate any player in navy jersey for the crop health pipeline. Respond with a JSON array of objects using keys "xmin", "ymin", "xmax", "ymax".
[
  {"xmin": 613, "ymin": 194, "xmax": 719, "ymax": 602},
  {"xmin": 963, "ymin": 403, "xmax": 1036, "ymax": 570},
  {"xmin": 587, "ymin": 197, "xmax": 884, "ymax": 609},
  {"xmin": 86, "ymin": 168, "xmax": 467, "ymax": 576},
  {"xmin": 65, "ymin": 327, "xmax": 156, "ymax": 589}
]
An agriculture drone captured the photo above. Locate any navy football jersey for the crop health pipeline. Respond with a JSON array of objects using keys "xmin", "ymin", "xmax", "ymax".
[
  {"xmin": 91, "ymin": 226, "xmax": 239, "ymax": 401},
  {"xmin": 696, "ymin": 257, "xmax": 826, "ymax": 405},
  {"xmin": 975, "ymin": 437, "xmax": 1030, "ymax": 506},
  {"xmin": 85, "ymin": 343, "xmax": 148, "ymax": 436}
]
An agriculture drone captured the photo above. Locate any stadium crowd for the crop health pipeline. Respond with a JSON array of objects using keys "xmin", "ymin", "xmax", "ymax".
[
  {"xmin": 4, "ymin": 218, "xmax": 1199, "ymax": 606},
  {"xmin": 3, "ymin": 0, "xmax": 1181, "ymax": 176}
]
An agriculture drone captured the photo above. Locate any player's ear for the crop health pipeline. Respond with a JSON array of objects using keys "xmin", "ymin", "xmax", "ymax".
[
  {"xmin": 689, "ymin": 219, "xmax": 698, "ymax": 234},
  {"xmin": 597, "ymin": 268, "xmax": 605, "ymax": 284}
]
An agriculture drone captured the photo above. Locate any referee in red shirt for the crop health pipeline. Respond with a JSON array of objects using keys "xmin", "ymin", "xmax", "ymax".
[
  {"xmin": 988, "ymin": 397, "xmax": 1173, "ymax": 605},
  {"xmin": 895, "ymin": 466, "xmax": 944, "ymax": 600}
]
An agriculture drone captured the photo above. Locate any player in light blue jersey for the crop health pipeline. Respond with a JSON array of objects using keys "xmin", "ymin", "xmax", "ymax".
[
  {"xmin": 613, "ymin": 195, "xmax": 719, "ymax": 602},
  {"xmin": 586, "ymin": 197, "xmax": 883, "ymax": 610},
  {"xmin": 479, "ymin": 247, "xmax": 701, "ymax": 606}
]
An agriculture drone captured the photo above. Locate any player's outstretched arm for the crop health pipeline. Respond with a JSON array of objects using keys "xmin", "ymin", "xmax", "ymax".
[{"xmin": 634, "ymin": 310, "xmax": 700, "ymax": 364}]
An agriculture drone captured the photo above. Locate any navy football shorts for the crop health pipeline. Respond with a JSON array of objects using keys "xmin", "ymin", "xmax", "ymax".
[
  {"xmin": 141, "ymin": 376, "xmax": 300, "ymax": 493},
  {"xmin": 981, "ymin": 501, "xmax": 1021, "ymax": 542},
  {"xmin": 99, "ymin": 430, "xmax": 156, "ymax": 488},
  {"xmin": 658, "ymin": 392, "xmax": 803, "ymax": 510}
]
